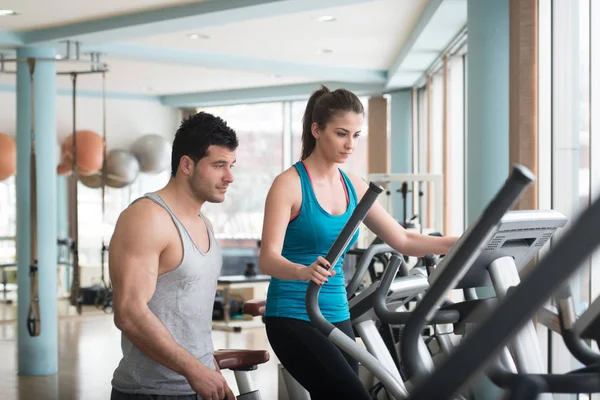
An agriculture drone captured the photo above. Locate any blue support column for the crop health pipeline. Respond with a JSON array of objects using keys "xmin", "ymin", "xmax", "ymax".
[
  {"xmin": 56, "ymin": 176, "xmax": 70, "ymax": 293},
  {"xmin": 467, "ymin": 0, "xmax": 510, "ymax": 225},
  {"xmin": 389, "ymin": 90, "xmax": 413, "ymax": 224},
  {"xmin": 16, "ymin": 46, "xmax": 58, "ymax": 376},
  {"xmin": 56, "ymin": 177, "xmax": 68, "ymax": 239},
  {"xmin": 466, "ymin": 0, "xmax": 509, "ymax": 398}
]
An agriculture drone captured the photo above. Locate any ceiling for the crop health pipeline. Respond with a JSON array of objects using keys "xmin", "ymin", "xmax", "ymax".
[{"xmin": 0, "ymin": 0, "xmax": 467, "ymax": 107}]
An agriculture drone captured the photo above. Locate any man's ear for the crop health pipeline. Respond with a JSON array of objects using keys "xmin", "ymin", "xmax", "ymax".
[{"xmin": 179, "ymin": 156, "xmax": 195, "ymax": 176}]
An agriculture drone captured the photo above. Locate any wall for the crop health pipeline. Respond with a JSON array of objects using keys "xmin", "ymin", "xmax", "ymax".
[
  {"xmin": 0, "ymin": 89, "xmax": 181, "ymax": 290},
  {"xmin": 0, "ymin": 90, "xmax": 180, "ymax": 149}
]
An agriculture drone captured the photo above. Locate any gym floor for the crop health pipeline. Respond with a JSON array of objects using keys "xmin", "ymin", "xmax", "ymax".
[{"xmin": 0, "ymin": 297, "xmax": 279, "ymax": 400}]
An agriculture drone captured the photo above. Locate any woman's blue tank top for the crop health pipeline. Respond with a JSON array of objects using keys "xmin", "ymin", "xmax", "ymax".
[{"xmin": 264, "ymin": 161, "xmax": 360, "ymax": 323}]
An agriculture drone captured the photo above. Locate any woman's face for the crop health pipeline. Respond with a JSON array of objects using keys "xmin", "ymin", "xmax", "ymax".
[{"xmin": 313, "ymin": 111, "xmax": 364, "ymax": 164}]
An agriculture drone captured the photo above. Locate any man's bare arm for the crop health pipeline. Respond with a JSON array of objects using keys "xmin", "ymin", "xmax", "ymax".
[{"xmin": 109, "ymin": 201, "xmax": 209, "ymax": 381}]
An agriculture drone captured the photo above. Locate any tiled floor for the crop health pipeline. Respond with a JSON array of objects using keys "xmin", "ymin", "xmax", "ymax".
[{"xmin": 0, "ymin": 298, "xmax": 280, "ymax": 400}]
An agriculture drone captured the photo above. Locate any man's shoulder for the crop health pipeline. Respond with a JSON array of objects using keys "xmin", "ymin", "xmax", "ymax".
[{"xmin": 115, "ymin": 198, "xmax": 173, "ymax": 236}]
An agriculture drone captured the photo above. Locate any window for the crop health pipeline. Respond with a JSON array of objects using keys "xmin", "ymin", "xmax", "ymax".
[
  {"xmin": 414, "ymin": 48, "xmax": 467, "ymax": 236},
  {"xmin": 538, "ymin": 0, "xmax": 598, "ymax": 376},
  {"xmin": 198, "ymin": 102, "xmax": 284, "ymax": 239},
  {"xmin": 0, "ymin": 176, "xmax": 16, "ymax": 262}
]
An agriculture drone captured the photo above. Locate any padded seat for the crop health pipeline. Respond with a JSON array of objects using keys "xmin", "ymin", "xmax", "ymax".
[
  {"xmin": 214, "ymin": 349, "xmax": 270, "ymax": 370},
  {"xmin": 243, "ymin": 299, "xmax": 266, "ymax": 316}
]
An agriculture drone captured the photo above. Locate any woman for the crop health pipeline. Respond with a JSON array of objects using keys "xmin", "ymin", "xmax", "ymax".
[{"xmin": 259, "ymin": 85, "xmax": 457, "ymax": 399}]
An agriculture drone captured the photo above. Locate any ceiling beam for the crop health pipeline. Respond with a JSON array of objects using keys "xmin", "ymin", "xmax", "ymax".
[
  {"xmin": 0, "ymin": 30, "xmax": 24, "ymax": 47},
  {"xmin": 84, "ymin": 43, "xmax": 386, "ymax": 84},
  {"xmin": 386, "ymin": 0, "xmax": 466, "ymax": 89},
  {"xmin": 160, "ymin": 81, "xmax": 386, "ymax": 108},
  {"xmin": 20, "ymin": 0, "xmax": 375, "ymax": 46},
  {"xmin": 386, "ymin": 0, "xmax": 444, "ymax": 89}
]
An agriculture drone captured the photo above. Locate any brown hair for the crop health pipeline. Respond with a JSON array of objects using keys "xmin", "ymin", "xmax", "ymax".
[{"xmin": 300, "ymin": 85, "xmax": 364, "ymax": 160}]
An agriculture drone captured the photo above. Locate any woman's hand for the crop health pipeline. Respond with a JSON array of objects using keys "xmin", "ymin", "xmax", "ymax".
[{"xmin": 298, "ymin": 256, "xmax": 336, "ymax": 285}]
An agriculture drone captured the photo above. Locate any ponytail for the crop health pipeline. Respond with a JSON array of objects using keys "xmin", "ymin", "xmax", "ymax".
[
  {"xmin": 301, "ymin": 85, "xmax": 330, "ymax": 160},
  {"xmin": 300, "ymin": 85, "xmax": 364, "ymax": 160}
]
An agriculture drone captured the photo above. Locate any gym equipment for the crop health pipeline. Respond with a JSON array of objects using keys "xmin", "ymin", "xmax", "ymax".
[
  {"xmin": 0, "ymin": 132, "xmax": 16, "ymax": 181},
  {"xmin": 400, "ymin": 209, "xmax": 568, "ymax": 383},
  {"xmin": 23, "ymin": 58, "xmax": 40, "ymax": 336},
  {"xmin": 105, "ymin": 149, "xmax": 140, "ymax": 188},
  {"xmin": 406, "ymin": 178, "xmax": 600, "ymax": 399},
  {"xmin": 367, "ymin": 173, "xmax": 443, "ymax": 234},
  {"xmin": 242, "ymin": 300, "xmax": 311, "ymax": 400},
  {"xmin": 0, "ymin": 42, "xmax": 109, "ymax": 327},
  {"xmin": 78, "ymin": 173, "xmax": 103, "ymax": 189},
  {"xmin": 570, "ymin": 290, "xmax": 600, "ymax": 355},
  {"xmin": 240, "ymin": 183, "xmax": 385, "ymax": 399},
  {"xmin": 244, "ymin": 262, "xmax": 258, "ymax": 277},
  {"xmin": 349, "ymin": 258, "xmax": 456, "ymax": 394},
  {"xmin": 211, "ymin": 299, "xmax": 277, "ymax": 399},
  {"xmin": 346, "ymin": 241, "xmax": 397, "ymax": 285},
  {"xmin": 307, "ymin": 164, "xmax": 535, "ymax": 399},
  {"xmin": 59, "ymin": 130, "xmax": 105, "ymax": 176},
  {"xmin": 483, "ymin": 280, "xmax": 600, "ymax": 397},
  {"xmin": 213, "ymin": 290, "xmax": 243, "ymax": 321},
  {"xmin": 213, "ymin": 348, "xmax": 270, "ymax": 400},
  {"xmin": 365, "ymin": 210, "xmax": 567, "ymax": 398},
  {"xmin": 61, "ymin": 46, "xmax": 109, "ymax": 315},
  {"xmin": 130, "ymin": 133, "xmax": 171, "ymax": 173},
  {"xmin": 397, "ymin": 181, "xmax": 423, "ymax": 231},
  {"xmin": 346, "ymin": 243, "xmax": 402, "ymax": 299}
]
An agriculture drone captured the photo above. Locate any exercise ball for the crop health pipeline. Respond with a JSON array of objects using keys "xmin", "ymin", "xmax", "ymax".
[
  {"xmin": 56, "ymin": 163, "xmax": 72, "ymax": 176},
  {"xmin": 130, "ymin": 134, "xmax": 171, "ymax": 173},
  {"xmin": 79, "ymin": 172, "xmax": 103, "ymax": 189},
  {"xmin": 0, "ymin": 133, "xmax": 16, "ymax": 181},
  {"xmin": 105, "ymin": 149, "xmax": 140, "ymax": 188},
  {"xmin": 60, "ymin": 130, "xmax": 105, "ymax": 176}
]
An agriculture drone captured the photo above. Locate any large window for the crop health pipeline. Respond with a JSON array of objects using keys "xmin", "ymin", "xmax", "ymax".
[
  {"xmin": 0, "ymin": 176, "xmax": 16, "ymax": 262},
  {"xmin": 538, "ymin": 0, "xmax": 600, "ymax": 379},
  {"xmin": 414, "ymin": 46, "xmax": 467, "ymax": 236},
  {"xmin": 198, "ymin": 102, "xmax": 284, "ymax": 239}
]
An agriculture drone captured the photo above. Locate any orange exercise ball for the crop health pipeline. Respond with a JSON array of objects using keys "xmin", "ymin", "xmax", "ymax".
[
  {"xmin": 56, "ymin": 162, "xmax": 71, "ymax": 176},
  {"xmin": 60, "ymin": 130, "xmax": 105, "ymax": 176},
  {"xmin": 0, "ymin": 133, "xmax": 16, "ymax": 181}
]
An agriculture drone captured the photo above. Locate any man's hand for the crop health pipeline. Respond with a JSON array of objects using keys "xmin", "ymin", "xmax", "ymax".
[{"xmin": 187, "ymin": 364, "xmax": 236, "ymax": 400}]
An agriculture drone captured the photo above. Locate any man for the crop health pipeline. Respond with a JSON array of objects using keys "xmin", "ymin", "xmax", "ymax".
[{"xmin": 109, "ymin": 112, "xmax": 238, "ymax": 400}]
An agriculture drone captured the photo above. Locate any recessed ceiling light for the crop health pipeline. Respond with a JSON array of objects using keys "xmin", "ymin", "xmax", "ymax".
[
  {"xmin": 187, "ymin": 33, "xmax": 210, "ymax": 40},
  {"xmin": 316, "ymin": 15, "xmax": 336, "ymax": 22},
  {"xmin": 270, "ymin": 74, "xmax": 282, "ymax": 78},
  {"xmin": 0, "ymin": 10, "xmax": 19, "ymax": 16},
  {"xmin": 318, "ymin": 48, "xmax": 334, "ymax": 55}
]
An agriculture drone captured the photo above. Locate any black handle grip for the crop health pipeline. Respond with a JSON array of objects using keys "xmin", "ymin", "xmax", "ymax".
[
  {"xmin": 306, "ymin": 182, "xmax": 384, "ymax": 335},
  {"xmin": 322, "ymin": 182, "xmax": 384, "ymax": 268}
]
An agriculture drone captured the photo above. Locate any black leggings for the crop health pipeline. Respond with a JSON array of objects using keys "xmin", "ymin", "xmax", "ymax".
[{"xmin": 265, "ymin": 316, "xmax": 371, "ymax": 400}]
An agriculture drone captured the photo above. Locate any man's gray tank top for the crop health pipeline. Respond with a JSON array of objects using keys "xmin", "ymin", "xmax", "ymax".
[{"xmin": 112, "ymin": 192, "xmax": 222, "ymax": 396}]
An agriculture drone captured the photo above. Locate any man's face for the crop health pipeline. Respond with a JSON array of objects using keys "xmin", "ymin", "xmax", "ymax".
[{"xmin": 187, "ymin": 145, "xmax": 236, "ymax": 204}]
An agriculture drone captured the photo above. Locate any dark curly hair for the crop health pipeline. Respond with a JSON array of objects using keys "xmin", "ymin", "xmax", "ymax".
[{"xmin": 171, "ymin": 111, "xmax": 239, "ymax": 176}]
